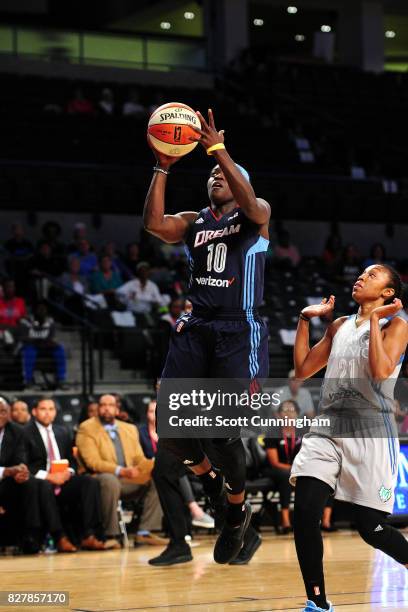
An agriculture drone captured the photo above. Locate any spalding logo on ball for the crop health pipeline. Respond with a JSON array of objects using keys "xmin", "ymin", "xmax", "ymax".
[{"xmin": 147, "ymin": 102, "xmax": 201, "ymax": 157}]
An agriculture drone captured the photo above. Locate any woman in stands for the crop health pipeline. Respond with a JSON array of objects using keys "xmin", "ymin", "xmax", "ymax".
[
  {"xmin": 263, "ymin": 400, "xmax": 334, "ymax": 535},
  {"xmin": 263, "ymin": 400, "xmax": 302, "ymax": 534},
  {"xmin": 290, "ymin": 264, "xmax": 408, "ymax": 612}
]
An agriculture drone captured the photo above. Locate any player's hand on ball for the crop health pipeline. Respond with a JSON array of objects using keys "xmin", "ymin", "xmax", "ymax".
[
  {"xmin": 191, "ymin": 109, "xmax": 225, "ymax": 150},
  {"xmin": 146, "ymin": 134, "xmax": 180, "ymax": 170},
  {"xmin": 371, "ymin": 298, "xmax": 403, "ymax": 319},
  {"xmin": 301, "ymin": 295, "xmax": 335, "ymax": 319}
]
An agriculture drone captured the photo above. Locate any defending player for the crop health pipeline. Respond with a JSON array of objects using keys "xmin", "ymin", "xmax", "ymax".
[
  {"xmin": 143, "ymin": 109, "xmax": 271, "ymax": 565},
  {"xmin": 290, "ymin": 264, "xmax": 408, "ymax": 612}
]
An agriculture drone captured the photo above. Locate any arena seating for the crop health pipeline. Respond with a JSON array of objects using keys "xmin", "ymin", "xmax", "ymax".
[{"xmin": 1, "ymin": 59, "xmax": 408, "ymax": 221}]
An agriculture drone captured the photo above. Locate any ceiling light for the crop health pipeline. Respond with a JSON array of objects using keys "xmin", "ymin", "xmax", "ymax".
[
  {"xmin": 287, "ymin": 6, "xmax": 298, "ymax": 14},
  {"xmin": 253, "ymin": 18, "xmax": 264, "ymax": 26},
  {"xmin": 385, "ymin": 30, "xmax": 396, "ymax": 38},
  {"xmin": 184, "ymin": 12, "xmax": 195, "ymax": 20},
  {"xmin": 321, "ymin": 25, "xmax": 331, "ymax": 33},
  {"xmin": 295, "ymin": 34, "xmax": 305, "ymax": 42},
  {"xmin": 160, "ymin": 22, "xmax": 171, "ymax": 30}
]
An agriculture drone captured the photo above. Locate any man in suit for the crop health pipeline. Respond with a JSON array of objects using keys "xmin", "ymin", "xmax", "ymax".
[
  {"xmin": 76, "ymin": 394, "xmax": 164, "ymax": 544},
  {"xmin": 0, "ymin": 397, "xmax": 42, "ymax": 553},
  {"xmin": 24, "ymin": 397, "xmax": 105, "ymax": 552}
]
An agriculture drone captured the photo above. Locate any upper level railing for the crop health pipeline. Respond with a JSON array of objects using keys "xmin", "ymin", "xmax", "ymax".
[{"xmin": 0, "ymin": 24, "xmax": 207, "ymax": 71}]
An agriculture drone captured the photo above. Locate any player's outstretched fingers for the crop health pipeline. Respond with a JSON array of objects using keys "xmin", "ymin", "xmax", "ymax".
[
  {"xmin": 196, "ymin": 110, "xmax": 210, "ymax": 131},
  {"xmin": 208, "ymin": 108, "xmax": 216, "ymax": 130},
  {"xmin": 188, "ymin": 125, "xmax": 204, "ymax": 142}
]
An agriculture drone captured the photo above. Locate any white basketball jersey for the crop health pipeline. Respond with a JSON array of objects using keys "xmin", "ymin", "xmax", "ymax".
[{"xmin": 316, "ymin": 314, "xmax": 404, "ymax": 436}]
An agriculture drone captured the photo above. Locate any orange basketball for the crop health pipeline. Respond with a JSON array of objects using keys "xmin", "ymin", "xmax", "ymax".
[{"xmin": 147, "ymin": 102, "xmax": 201, "ymax": 157}]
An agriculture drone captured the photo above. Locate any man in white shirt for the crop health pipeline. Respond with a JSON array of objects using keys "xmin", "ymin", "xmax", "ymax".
[
  {"xmin": 116, "ymin": 262, "xmax": 169, "ymax": 314},
  {"xmin": 278, "ymin": 369, "xmax": 315, "ymax": 418},
  {"xmin": 24, "ymin": 397, "xmax": 106, "ymax": 552}
]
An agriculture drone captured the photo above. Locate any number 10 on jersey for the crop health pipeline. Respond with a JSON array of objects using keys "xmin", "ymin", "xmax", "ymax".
[{"xmin": 207, "ymin": 243, "xmax": 227, "ymax": 273}]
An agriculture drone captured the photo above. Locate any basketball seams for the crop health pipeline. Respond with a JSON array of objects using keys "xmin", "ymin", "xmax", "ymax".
[
  {"xmin": 147, "ymin": 101, "xmax": 201, "ymax": 157},
  {"xmin": 148, "ymin": 123, "xmax": 198, "ymax": 145}
]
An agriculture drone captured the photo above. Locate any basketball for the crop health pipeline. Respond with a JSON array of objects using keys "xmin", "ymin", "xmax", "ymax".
[{"xmin": 147, "ymin": 102, "xmax": 201, "ymax": 157}]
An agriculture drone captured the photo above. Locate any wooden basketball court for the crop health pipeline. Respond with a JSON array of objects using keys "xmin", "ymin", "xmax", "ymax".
[{"xmin": 1, "ymin": 531, "xmax": 407, "ymax": 612}]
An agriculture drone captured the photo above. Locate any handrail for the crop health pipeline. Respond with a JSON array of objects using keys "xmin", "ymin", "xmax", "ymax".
[
  {"xmin": 31, "ymin": 269, "xmax": 103, "ymax": 315},
  {"xmin": 32, "ymin": 270, "xmax": 105, "ymax": 393}
]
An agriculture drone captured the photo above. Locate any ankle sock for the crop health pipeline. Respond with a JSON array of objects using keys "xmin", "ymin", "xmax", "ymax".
[
  {"xmin": 199, "ymin": 467, "xmax": 223, "ymax": 499},
  {"xmin": 226, "ymin": 501, "xmax": 246, "ymax": 526}
]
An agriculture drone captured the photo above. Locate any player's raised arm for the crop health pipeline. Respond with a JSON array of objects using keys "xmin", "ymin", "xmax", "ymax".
[
  {"xmin": 294, "ymin": 296, "xmax": 345, "ymax": 380},
  {"xmin": 368, "ymin": 299, "xmax": 408, "ymax": 379},
  {"xmin": 143, "ymin": 141, "xmax": 198, "ymax": 244},
  {"xmin": 193, "ymin": 109, "xmax": 271, "ymax": 226}
]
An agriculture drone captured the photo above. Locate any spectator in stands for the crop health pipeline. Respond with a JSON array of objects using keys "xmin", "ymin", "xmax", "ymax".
[
  {"xmin": 20, "ymin": 302, "xmax": 67, "ymax": 389},
  {"xmin": 10, "ymin": 400, "xmax": 31, "ymax": 425},
  {"xmin": 30, "ymin": 240, "xmax": 66, "ymax": 278},
  {"xmin": 122, "ymin": 90, "xmax": 146, "ymax": 117},
  {"xmin": 160, "ymin": 298, "xmax": 184, "ymax": 329},
  {"xmin": 322, "ymin": 231, "xmax": 342, "ymax": 275},
  {"xmin": 156, "ymin": 297, "xmax": 185, "ymax": 370},
  {"xmin": 4, "ymin": 224, "xmax": 34, "ymax": 296},
  {"xmin": 40, "ymin": 221, "xmax": 66, "ymax": 266},
  {"xmin": 76, "ymin": 394, "xmax": 165, "ymax": 546},
  {"xmin": 66, "ymin": 88, "xmax": 95, "ymax": 115},
  {"xmin": 0, "ymin": 279, "xmax": 27, "ymax": 327},
  {"xmin": 139, "ymin": 400, "xmax": 214, "ymax": 530},
  {"xmin": 70, "ymin": 239, "xmax": 98, "ymax": 278},
  {"xmin": 0, "ymin": 397, "xmax": 42, "ymax": 553},
  {"xmin": 4, "ymin": 223, "xmax": 34, "ymax": 262},
  {"xmin": 116, "ymin": 262, "xmax": 169, "ymax": 314},
  {"xmin": 362, "ymin": 242, "xmax": 387, "ymax": 268},
  {"xmin": 58, "ymin": 257, "xmax": 89, "ymax": 322},
  {"xmin": 60, "ymin": 257, "xmax": 89, "ymax": 295},
  {"xmin": 274, "ymin": 230, "xmax": 301, "ymax": 268},
  {"xmin": 263, "ymin": 400, "xmax": 303, "ymax": 533},
  {"xmin": 123, "ymin": 242, "xmax": 141, "ymax": 278},
  {"xmin": 41, "ymin": 220, "xmax": 65, "ymax": 250},
  {"xmin": 24, "ymin": 397, "xmax": 105, "ymax": 552},
  {"xmin": 113, "ymin": 393, "xmax": 132, "ymax": 423},
  {"xmin": 336, "ymin": 243, "xmax": 361, "ymax": 284},
  {"xmin": 86, "ymin": 401, "xmax": 98, "ymax": 418},
  {"xmin": 68, "ymin": 223, "xmax": 88, "ymax": 254},
  {"xmin": 0, "ymin": 325, "xmax": 19, "ymax": 387},
  {"xmin": 98, "ymin": 88, "xmax": 115, "ymax": 115},
  {"xmin": 78, "ymin": 401, "xmax": 99, "ymax": 425},
  {"xmin": 102, "ymin": 242, "xmax": 129, "ymax": 280},
  {"xmin": 169, "ymin": 260, "xmax": 190, "ymax": 297},
  {"xmin": 278, "ymin": 369, "xmax": 315, "ymax": 418},
  {"xmin": 89, "ymin": 255, "xmax": 123, "ymax": 300}
]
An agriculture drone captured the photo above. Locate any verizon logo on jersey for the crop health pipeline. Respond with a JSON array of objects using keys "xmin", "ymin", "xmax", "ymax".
[
  {"xmin": 195, "ymin": 276, "xmax": 235, "ymax": 287},
  {"xmin": 194, "ymin": 224, "xmax": 241, "ymax": 247}
]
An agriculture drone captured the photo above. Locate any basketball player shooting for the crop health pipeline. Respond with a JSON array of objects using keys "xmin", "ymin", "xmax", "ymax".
[
  {"xmin": 143, "ymin": 109, "xmax": 271, "ymax": 565},
  {"xmin": 290, "ymin": 264, "xmax": 408, "ymax": 612}
]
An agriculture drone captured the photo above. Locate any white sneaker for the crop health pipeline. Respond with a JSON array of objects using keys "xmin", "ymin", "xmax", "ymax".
[{"xmin": 192, "ymin": 512, "xmax": 215, "ymax": 529}]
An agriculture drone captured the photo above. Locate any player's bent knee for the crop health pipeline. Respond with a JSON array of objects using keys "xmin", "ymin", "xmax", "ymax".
[{"xmin": 354, "ymin": 508, "xmax": 408, "ymax": 565}]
